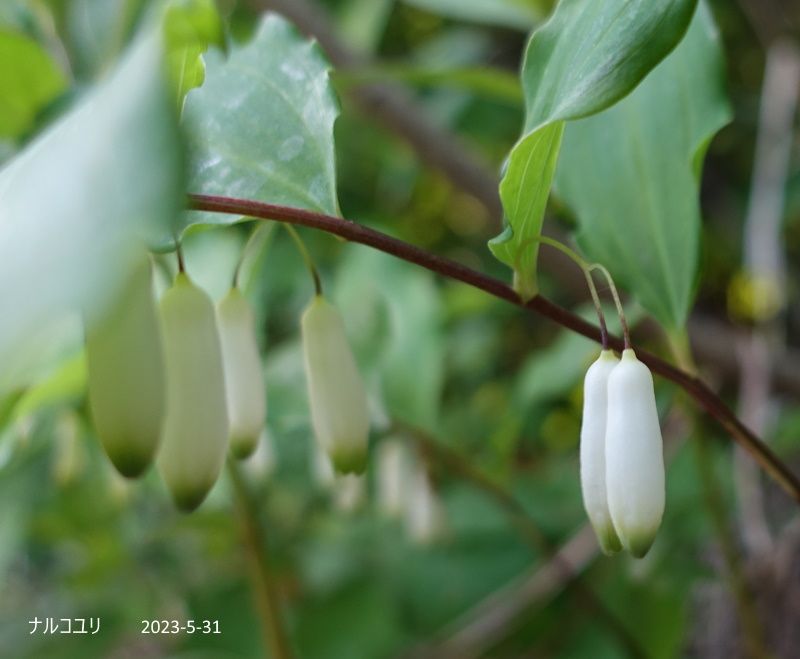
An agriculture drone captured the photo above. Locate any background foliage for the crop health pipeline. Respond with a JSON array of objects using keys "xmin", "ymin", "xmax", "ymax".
[{"xmin": 1, "ymin": 0, "xmax": 799, "ymax": 657}]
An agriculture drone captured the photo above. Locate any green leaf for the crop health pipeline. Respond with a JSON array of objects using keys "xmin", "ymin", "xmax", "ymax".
[
  {"xmin": 163, "ymin": 0, "xmax": 224, "ymax": 107},
  {"xmin": 400, "ymin": 0, "xmax": 546, "ymax": 30},
  {"xmin": 0, "ymin": 30, "xmax": 66, "ymax": 138},
  {"xmin": 489, "ymin": 0, "xmax": 698, "ymax": 299},
  {"xmin": 555, "ymin": 2, "xmax": 731, "ymax": 329},
  {"xmin": 0, "ymin": 30, "xmax": 184, "ymax": 392},
  {"xmin": 333, "ymin": 246, "xmax": 444, "ymax": 430},
  {"xmin": 184, "ymin": 14, "xmax": 341, "ymax": 226}
]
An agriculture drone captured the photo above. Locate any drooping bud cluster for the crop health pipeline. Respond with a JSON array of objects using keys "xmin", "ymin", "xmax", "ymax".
[
  {"xmin": 84, "ymin": 257, "xmax": 268, "ymax": 512},
  {"xmin": 83, "ymin": 247, "xmax": 375, "ymax": 512},
  {"xmin": 580, "ymin": 348, "xmax": 665, "ymax": 558}
]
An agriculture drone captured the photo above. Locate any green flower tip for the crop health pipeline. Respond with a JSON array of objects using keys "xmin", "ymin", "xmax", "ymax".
[
  {"xmin": 230, "ymin": 435, "xmax": 259, "ymax": 461},
  {"xmin": 596, "ymin": 525, "xmax": 623, "ymax": 556},
  {"xmin": 171, "ymin": 482, "xmax": 214, "ymax": 513},
  {"xmin": 330, "ymin": 445, "xmax": 367, "ymax": 475},
  {"xmin": 624, "ymin": 530, "xmax": 657, "ymax": 559},
  {"xmin": 108, "ymin": 447, "xmax": 155, "ymax": 480}
]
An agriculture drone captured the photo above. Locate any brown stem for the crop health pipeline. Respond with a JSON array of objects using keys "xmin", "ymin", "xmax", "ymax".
[
  {"xmin": 189, "ymin": 193, "xmax": 800, "ymax": 506},
  {"xmin": 227, "ymin": 461, "xmax": 294, "ymax": 659}
]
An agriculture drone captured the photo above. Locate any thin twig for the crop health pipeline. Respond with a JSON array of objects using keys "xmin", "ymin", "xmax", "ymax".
[
  {"xmin": 227, "ymin": 460, "xmax": 294, "ymax": 659},
  {"xmin": 188, "ymin": 193, "xmax": 800, "ymax": 506}
]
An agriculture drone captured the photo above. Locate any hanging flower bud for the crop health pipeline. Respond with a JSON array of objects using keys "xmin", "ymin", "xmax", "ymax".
[
  {"xmin": 301, "ymin": 295, "xmax": 369, "ymax": 474},
  {"xmin": 218, "ymin": 287, "xmax": 266, "ymax": 459},
  {"xmin": 580, "ymin": 350, "xmax": 622, "ymax": 555},
  {"xmin": 157, "ymin": 273, "xmax": 229, "ymax": 512},
  {"xmin": 405, "ymin": 465, "xmax": 446, "ymax": 545},
  {"xmin": 605, "ymin": 349, "xmax": 665, "ymax": 558},
  {"xmin": 85, "ymin": 255, "xmax": 165, "ymax": 477},
  {"xmin": 377, "ymin": 438, "xmax": 411, "ymax": 518}
]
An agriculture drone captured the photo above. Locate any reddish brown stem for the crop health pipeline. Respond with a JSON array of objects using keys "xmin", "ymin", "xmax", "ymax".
[{"xmin": 188, "ymin": 193, "xmax": 800, "ymax": 505}]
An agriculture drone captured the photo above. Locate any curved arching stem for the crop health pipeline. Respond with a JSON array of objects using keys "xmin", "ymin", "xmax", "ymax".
[
  {"xmin": 187, "ymin": 193, "xmax": 800, "ymax": 506},
  {"xmin": 516, "ymin": 235, "xmax": 609, "ymax": 350}
]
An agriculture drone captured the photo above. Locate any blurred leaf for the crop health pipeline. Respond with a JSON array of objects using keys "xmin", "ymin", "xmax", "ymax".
[
  {"xmin": 337, "ymin": 0, "xmax": 393, "ymax": 53},
  {"xmin": 400, "ymin": 0, "xmax": 545, "ymax": 30},
  {"xmin": 60, "ymin": 0, "xmax": 148, "ymax": 79},
  {"xmin": 12, "ymin": 352, "xmax": 87, "ymax": 420},
  {"xmin": 0, "ymin": 30, "xmax": 66, "ymax": 138},
  {"xmin": 0, "ymin": 29, "xmax": 184, "ymax": 392},
  {"xmin": 333, "ymin": 246, "xmax": 444, "ymax": 430},
  {"xmin": 489, "ymin": 0, "xmax": 698, "ymax": 298},
  {"xmin": 184, "ymin": 14, "xmax": 341, "ymax": 226},
  {"xmin": 295, "ymin": 579, "xmax": 403, "ymax": 659},
  {"xmin": 555, "ymin": 2, "xmax": 731, "ymax": 329},
  {"xmin": 164, "ymin": 0, "xmax": 224, "ymax": 107},
  {"xmin": 336, "ymin": 65, "xmax": 523, "ymax": 104}
]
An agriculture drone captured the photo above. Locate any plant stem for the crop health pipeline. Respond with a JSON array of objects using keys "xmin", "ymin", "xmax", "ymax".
[
  {"xmin": 282, "ymin": 223, "xmax": 322, "ymax": 295},
  {"xmin": 227, "ymin": 460, "xmax": 294, "ymax": 659},
  {"xmin": 233, "ymin": 222, "xmax": 275, "ymax": 288},
  {"xmin": 518, "ymin": 235, "xmax": 609, "ymax": 349},
  {"xmin": 589, "ymin": 263, "xmax": 631, "ymax": 350},
  {"xmin": 188, "ymin": 193, "xmax": 800, "ymax": 507}
]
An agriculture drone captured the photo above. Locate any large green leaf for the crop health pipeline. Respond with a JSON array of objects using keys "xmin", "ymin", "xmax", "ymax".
[
  {"xmin": 489, "ymin": 0, "xmax": 698, "ymax": 299},
  {"xmin": 184, "ymin": 14, "xmax": 341, "ymax": 225},
  {"xmin": 0, "ymin": 30, "xmax": 66, "ymax": 138},
  {"xmin": 555, "ymin": 2, "xmax": 731, "ymax": 329},
  {"xmin": 0, "ymin": 30, "xmax": 183, "ymax": 392}
]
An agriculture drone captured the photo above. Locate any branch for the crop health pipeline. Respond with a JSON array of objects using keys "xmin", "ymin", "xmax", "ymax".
[
  {"xmin": 188, "ymin": 193, "xmax": 800, "ymax": 506},
  {"xmin": 227, "ymin": 460, "xmax": 294, "ymax": 659}
]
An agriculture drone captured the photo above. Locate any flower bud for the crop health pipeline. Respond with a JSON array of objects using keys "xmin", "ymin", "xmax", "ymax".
[
  {"xmin": 157, "ymin": 273, "xmax": 229, "ymax": 511},
  {"xmin": 580, "ymin": 350, "xmax": 622, "ymax": 555},
  {"xmin": 376, "ymin": 438, "xmax": 411, "ymax": 518},
  {"xmin": 218, "ymin": 287, "xmax": 266, "ymax": 459},
  {"xmin": 301, "ymin": 295, "xmax": 369, "ymax": 474},
  {"xmin": 605, "ymin": 349, "xmax": 665, "ymax": 557},
  {"xmin": 85, "ymin": 255, "xmax": 165, "ymax": 477},
  {"xmin": 405, "ymin": 466, "xmax": 446, "ymax": 545}
]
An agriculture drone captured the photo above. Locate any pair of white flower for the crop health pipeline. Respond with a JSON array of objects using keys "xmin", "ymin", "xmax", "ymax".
[{"xmin": 580, "ymin": 349, "xmax": 665, "ymax": 558}]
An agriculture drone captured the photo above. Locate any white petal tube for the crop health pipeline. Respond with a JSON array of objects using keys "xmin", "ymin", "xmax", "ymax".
[
  {"xmin": 377, "ymin": 438, "xmax": 411, "ymax": 518},
  {"xmin": 580, "ymin": 350, "xmax": 622, "ymax": 555},
  {"xmin": 605, "ymin": 349, "xmax": 665, "ymax": 558},
  {"xmin": 405, "ymin": 466, "xmax": 446, "ymax": 545},
  {"xmin": 157, "ymin": 273, "xmax": 229, "ymax": 511},
  {"xmin": 301, "ymin": 295, "xmax": 369, "ymax": 474},
  {"xmin": 218, "ymin": 287, "xmax": 266, "ymax": 459},
  {"xmin": 86, "ymin": 255, "xmax": 165, "ymax": 477}
]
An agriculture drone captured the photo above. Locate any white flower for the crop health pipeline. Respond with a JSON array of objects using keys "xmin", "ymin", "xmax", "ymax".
[
  {"xmin": 157, "ymin": 273, "xmax": 229, "ymax": 511},
  {"xmin": 605, "ymin": 349, "xmax": 665, "ymax": 557},
  {"xmin": 86, "ymin": 255, "xmax": 165, "ymax": 477},
  {"xmin": 218, "ymin": 287, "xmax": 266, "ymax": 459},
  {"xmin": 405, "ymin": 465, "xmax": 446, "ymax": 545},
  {"xmin": 580, "ymin": 350, "xmax": 622, "ymax": 555},
  {"xmin": 301, "ymin": 295, "xmax": 369, "ymax": 474},
  {"xmin": 376, "ymin": 438, "xmax": 411, "ymax": 518}
]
